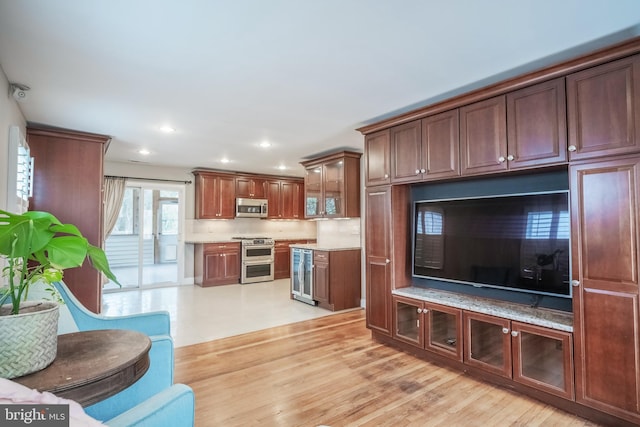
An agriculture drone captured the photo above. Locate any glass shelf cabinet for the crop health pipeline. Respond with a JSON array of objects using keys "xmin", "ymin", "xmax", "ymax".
[{"xmin": 393, "ymin": 296, "xmax": 463, "ymax": 362}]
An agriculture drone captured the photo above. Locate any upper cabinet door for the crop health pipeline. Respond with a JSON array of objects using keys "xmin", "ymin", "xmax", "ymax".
[
  {"xmin": 506, "ymin": 78, "xmax": 567, "ymax": 169},
  {"xmin": 390, "ymin": 120, "xmax": 422, "ymax": 184},
  {"xmin": 460, "ymin": 95, "xmax": 508, "ymax": 175},
  {"xmin": 567, "ymin": 54, "xmax": 640, "ymax": 161},
  {"xmin": 364, "ymin": 130, "xmax": 390, "ymax": 187},
  {"xmin": 236, "ymin": 176, "xmax": 266, "ymax": 198},
  {"xmin": 421, "ymin": 109, "xmax": 460, "ymax": 180}
]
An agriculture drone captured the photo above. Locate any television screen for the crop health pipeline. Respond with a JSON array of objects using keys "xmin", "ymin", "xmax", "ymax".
[{"xmin": 413, "ymin": 191, "xmax": 571, "ymax": 298}]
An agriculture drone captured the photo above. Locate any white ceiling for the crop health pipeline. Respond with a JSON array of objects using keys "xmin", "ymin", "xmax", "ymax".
[{"xmin": 1, "ymin": 1, "xmax": 639, "ymax": 178}]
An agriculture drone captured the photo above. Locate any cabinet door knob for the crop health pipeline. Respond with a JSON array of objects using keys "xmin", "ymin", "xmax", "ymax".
[
  {"xmin": 568, "ymin": 145, "xmax": 577, "ymax": 152},
  {"xmin": 571, "ymin": 280, "xmax": 580, "ymax": 287},
  {"xmin": 417, "ymin": 308, "xmax": 422, "ymax": 314},
  {"xmin": 511, "ymin": 331, "xmax": 519, "ymax": 337},
  {"xmin": 385, "ymin": 259, "xmax": 390, "ymax": 264},
  {"xmin": 502, "ymin": 327, "xmax": 510, "ymax": 334},
  {"xmin": 507, "ymin": 154, "xmax": 514, "ymax": 161},
  {"xmin": 384, "ymin": 174, "xmax": 389, "ymax": 178},
  {"xmin": 498, "ymin": 156, "xmax": 506, "ymax": 163},
  {"xmin": 420, "ymin": 168, "xmax": 426, "ymax": 173},
  {"xmin": 415, "ymin": 169, "xmax": 420, "ymax": 174}
]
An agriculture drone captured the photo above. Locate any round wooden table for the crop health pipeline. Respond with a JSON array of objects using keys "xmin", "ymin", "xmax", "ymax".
[{"xmin": 14, "ymin": 329, "xmax": 151, "ymax": 407}]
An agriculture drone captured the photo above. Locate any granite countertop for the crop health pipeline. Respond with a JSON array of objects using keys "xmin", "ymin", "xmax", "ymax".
[
  {"xmin": 289, "ymin": 243, "xmax": 361, "ymax": 251},
  {"xmin": 184, "ymin": 235, "xmax": 316, "ymax": 244},
  {"xmin": 393, "ymin": 287, "xmax": 573, "ymax": 332}
]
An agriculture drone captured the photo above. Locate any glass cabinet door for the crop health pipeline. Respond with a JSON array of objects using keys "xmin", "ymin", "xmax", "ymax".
[
  {"xmin": 394, "ymin": 297, "xmax": 423, "ymax": 347},
  {"xmin": 304, "ymin": 166, "xmax": 323, "ymax": 217},
  {"xmin": 512, "ymin": 322, "xmax": 574, "ymax": 399},
  {"xmin": 464, "ymin": 312, "xmax": 511, "ymax": 378},
  {"xmin": 425, "ymin": 303, "xmax": 463, "ymax": 361},
  {"xmin": 322, "ymin": 159, "xmax": 344, "ymax": 217}
]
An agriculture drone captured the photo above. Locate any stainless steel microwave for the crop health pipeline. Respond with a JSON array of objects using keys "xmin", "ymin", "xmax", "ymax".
[{"xmin": 236, "ymin": 198, "xmax": 268, "ymax": 218}]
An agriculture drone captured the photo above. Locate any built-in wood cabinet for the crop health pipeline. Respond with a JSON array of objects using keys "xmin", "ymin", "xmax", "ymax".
[
  {"xmin": 236, "ymin": 176, "xmax": 266, "ymax": 199},
  {"xmin": 393, "ymin": 296, "xmax": 463, "ymax": 362},
  {"xmin": 393, "ymin": 295, "xmax": 574, "ymax": 399},
  {"xmin": 360, "ymin": 39, "xmax": 640, "ymax": 426},
  {"xmin": 463, "ymin": 311, "xmax": 574, "ymax": 399},
  {"xmin": 570, "ymin": 155, "xmax": 640, "ymax": 423},
  {"xmin": 266, "ymin": 179, "xmax": 304, "ymax": 219},
  {"xmin": 301, "ymin": 151, "xmax": 361, "ymax": 218},
  {"xmin": 390, "ymin": 120, "xmax": 422, "ymax": 183},
  {"xmin": 390, "ymin": 111, "xmax": 460, "ymax": 184},
  {"xmin": 27, "ymin": 126, "xmax": 110, "ymax": 314},
  {"xmin": 460, "ymin": 95, "xmax": 508, "ymax": 175},
  {"xmin": 506, "ymin": 77, "xmax": 568, "ymax": 169},
  {"xmin": 567, "ymin": 54, "xmax": 640, "ymax": 161},
  {"xmin": 420, "ymin": 110, "xmax": 460, "ymax": 180},
  {"xmin": 194, "ymin": 242, "xmax": 241, "ymax": 287},
  {"xmin": 193, "ymin": 171, "xmax": 236, "ymax": 219},
  {"xmin": 365, "ymin": 185, "xmax": 411, "ymax": 335},
  {"xmin": 364, "ymin": 130, "xmax": 390, "ymax": 186},
  {"xmin": 312, "ymin": 249, "xmax": 361, "ymax": 311}
]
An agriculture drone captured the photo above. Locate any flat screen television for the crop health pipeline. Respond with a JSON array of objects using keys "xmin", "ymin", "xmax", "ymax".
[{"xmin": 412, "ymin": 191, "xmax": 571, "ymax": 298}]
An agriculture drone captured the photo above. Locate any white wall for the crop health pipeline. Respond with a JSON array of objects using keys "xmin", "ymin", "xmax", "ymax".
[{"xmin": 0, "ymin": 66, "xmax": 27, "ymax": 212}]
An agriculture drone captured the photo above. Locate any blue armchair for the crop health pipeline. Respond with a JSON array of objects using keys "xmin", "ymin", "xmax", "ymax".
[
  {"xmin": 52, "ymin": 281, "xmax": 178, "ymax": 422},
  {"xmin": 105, "ymin": 383, "xmax": 195, "ymax": 427}
]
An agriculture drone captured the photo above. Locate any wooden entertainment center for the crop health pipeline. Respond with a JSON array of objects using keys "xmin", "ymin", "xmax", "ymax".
[{"xmin": 358, "ymin": 37, "xmax": 640, "ymax": 426}]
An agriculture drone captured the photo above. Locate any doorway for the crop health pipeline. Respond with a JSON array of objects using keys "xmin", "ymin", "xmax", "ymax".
[{"xmin": 104, "ymin": 182, "xmax": 184, "ymax": 291}]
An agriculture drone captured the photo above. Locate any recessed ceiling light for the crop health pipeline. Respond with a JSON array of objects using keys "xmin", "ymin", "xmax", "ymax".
[
  {"xmin": 259, "ymin": 141, "xmax": 271, "ymax": 148},
  {"xmin": 220, "ymin": 158, "xmax": 230, "ymax": 164},
  {"xmin": 138, "ymin": 149, "xmax": 150, "ymax": 155},
  {"xmin": 277, "ymin": 165, "xmax": 287, "ymax": 170},
  {"xmin": 160, "ymin": 126, "xmax": 175, "ymax": 133}
]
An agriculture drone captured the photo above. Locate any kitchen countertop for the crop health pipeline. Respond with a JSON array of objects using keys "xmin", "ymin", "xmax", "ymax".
[
  {"xmin": 289, "ymin": 243, "xmax": 361, "ymax": 251},
  {"xmin": 184, "ymin": 235, "xmax": 316, "ymax": 244},
  {"xmin": 393, "ymin": 286, "xmax": 573, "ymax": 332}
]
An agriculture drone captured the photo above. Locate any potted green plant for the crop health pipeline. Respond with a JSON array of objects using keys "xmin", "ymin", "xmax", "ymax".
[{"xmin": 0, "ymin": 209, "xmax": 119, "ymax": 378}]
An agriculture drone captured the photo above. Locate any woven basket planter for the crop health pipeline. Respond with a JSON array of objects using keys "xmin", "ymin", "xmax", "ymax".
[{"xmin": 0, "ymin": 301, "xmax": 59, "ymax": 379}]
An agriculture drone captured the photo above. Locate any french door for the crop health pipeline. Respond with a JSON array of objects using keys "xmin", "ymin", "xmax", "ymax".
[{"xmin": 104, "ymin": 182, "xmax": 184, "ymax": 290}]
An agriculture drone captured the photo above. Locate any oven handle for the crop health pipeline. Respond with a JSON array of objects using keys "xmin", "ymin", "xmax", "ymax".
[{"xmin": 243, "ymin": 258, "xmax": 274, "ymax": 265}]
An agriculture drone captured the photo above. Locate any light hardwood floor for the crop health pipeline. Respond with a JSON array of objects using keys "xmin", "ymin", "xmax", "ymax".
[{"xmin": 174, "ymin": 310, "xmax": 601, "ymax": 427}]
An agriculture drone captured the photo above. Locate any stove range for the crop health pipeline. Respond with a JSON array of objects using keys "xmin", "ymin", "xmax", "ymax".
[{"xmin": 231, "ymin": 237, "xmax": 274, "ymax": 246}]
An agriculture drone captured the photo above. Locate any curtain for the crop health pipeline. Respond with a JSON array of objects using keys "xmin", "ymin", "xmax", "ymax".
[{"xmin": 103, "ymin": 176, "xmax": 127, "ymax": 240}]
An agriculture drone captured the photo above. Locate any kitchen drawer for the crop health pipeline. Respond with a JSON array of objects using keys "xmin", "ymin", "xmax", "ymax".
[{"xmin": 314, "ymin": 251, "xmax": 329, "ymax": 262}]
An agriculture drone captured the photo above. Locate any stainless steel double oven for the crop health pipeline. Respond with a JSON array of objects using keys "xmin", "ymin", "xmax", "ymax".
[{"xmin": 234, "ymin": 237, "xmax": 275, "ymax": 284}]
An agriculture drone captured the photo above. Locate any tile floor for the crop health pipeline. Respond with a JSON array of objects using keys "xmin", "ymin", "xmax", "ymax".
[{"xmin": 102, "ymin": 279, "xmax": 356, "ymax": 347}]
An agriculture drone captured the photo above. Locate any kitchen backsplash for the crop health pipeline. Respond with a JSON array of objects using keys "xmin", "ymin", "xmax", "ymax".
[
  {"xmin": 185, "ymin": 217, "xmax": 362, "ymax": 247},
  {"xmin": 315, "ymin": 218, "xmax": 361, "ymax": 248},
  {"xmin": 185, "ymin": 218, "xmax": 317, "ymax": 240}
]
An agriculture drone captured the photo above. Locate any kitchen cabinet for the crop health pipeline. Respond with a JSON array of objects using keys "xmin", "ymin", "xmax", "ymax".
[
  {"xmin": 266, "ymin": 179, "xmax": 304, "ymax": 219},
  {"xmin": 236, "ymin": 176, "xmax": 266, "ymax": 199},
  {"xmin": 312, "ymin": 249, "xmax": 361, "ymax": 311},
  {"xmin": 274, "ymin": 239, "xmax": 309, "ymax": 280},
  {"xmin": 390, "ymin": 112, "xmax": 460, "ymax": 184},
  {"xmin": 193, "ymin": 171, "xmax": 236, "ymax": 219},
  {"xmin": 301, "ymin": 151, "xmax": 361, "ymax": 219},
  {"xmin": 567, "ymin": 54, "xmax": 640, "ymax": 161},
  {"xmin": 463, "ymin": 311, "xmax": 574, "ymax": 399},
  {"xmin": 364, "ymin": 130, "xmax": 390, "ymax": 187},
  {"xmin": 194, "ymin": 242, "xmax": 241, "ymax": 286},
  {"xmin": 506, "ymin": 77, "xmax": 567, "ymax": 169},
  {"xmin": 570, "ymin": 155, "xmax": 640, "ymax": 422},
  {"xmin": 27, "ymin": 126, "xmax": 110, "ymax": 314},
  {"xmin": 393, "ymin": 296, "xmax": 463, "ymax": 362}
]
